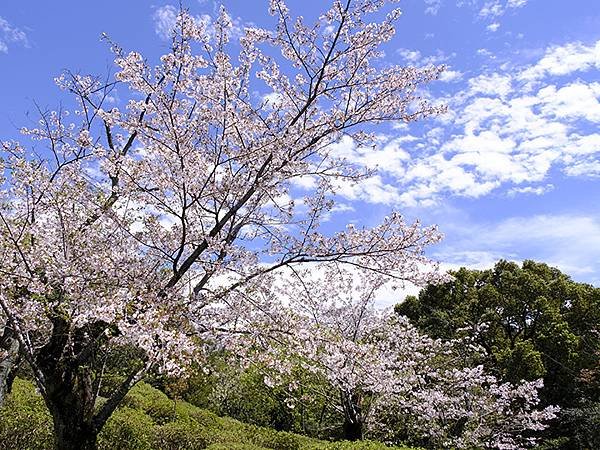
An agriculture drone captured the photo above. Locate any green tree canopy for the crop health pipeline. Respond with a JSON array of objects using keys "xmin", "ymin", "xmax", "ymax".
[{"xmin": 396, "ymin": 260, "xmax": 600, "ymax": 410}]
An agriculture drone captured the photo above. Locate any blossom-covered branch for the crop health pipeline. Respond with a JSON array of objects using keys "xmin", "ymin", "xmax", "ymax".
[{"xmin": 0, "ymin": 1, "xmax": 446, "ymax": 448}]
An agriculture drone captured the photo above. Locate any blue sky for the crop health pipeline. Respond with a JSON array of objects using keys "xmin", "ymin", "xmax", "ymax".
[{"xmin": 1, "ymin": 0, "xmax": 600, "ymax": 286}]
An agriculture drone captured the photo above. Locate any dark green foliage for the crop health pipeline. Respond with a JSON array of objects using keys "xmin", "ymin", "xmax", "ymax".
[
  {"xmin": 396, "ymin": 260, "xmax": 600, "ymax": 448},
  {"xmin": 496, "ymin": 339, "xmax": 545, "ymax": 382},
  {"xmin": 315, "ymin": 443, "xmax": 415, "ymax": 450},
  {"xmin": 154, "ymin": 421, "xmax": 208, "ymax": 450},
  {"xmin": 555, "ymin": 403, "xmax": 600, "ymax": 450},
  {"xmin": 0, "ymin": 379, "xmax": 410, "ymax": 450},
  {"xmin": 205, "ymin": 444, "xmax": 269, "ymax": 450},
  {"xmin": 237, "ymin": 424, "xmax": 301, "ymax": 450},
  {"xmin": 180, "ymin": 354, "xmax": 345, "ymax": 440},
  {"xmin": 186, "ymin": 363, "xmax": 294, "ymax": 430},
  {"xmin": 96, "ymin": 344, "xmax": 148, "ymax": 398}
]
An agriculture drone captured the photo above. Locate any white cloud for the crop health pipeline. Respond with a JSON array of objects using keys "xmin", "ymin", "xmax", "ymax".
[
  {"xmin": 334, "ymin": 174, "xmax": 402, "ymax": 205},
  {"xmin": 397, "ymin": 48, "xmax": 452, "ymax": 66},
  {"xmin": 153, "ymin": 5, "xmax": 178, "ymax": 40},
  {"xmin": 424, "ymin": 0, "xmax": 443, "ymax": 15},
  {"xmin": 486, "ymin": 22, "xmax": 500, "ymax": 32},
  {"xmin": 478, "ymin": 0, "xmax": 528, "ymax": 18},
  {"xmin": 519, "ymin": 40, "xmax": 600, "ymax": 82},
  {"xmin": 443, "ymin": 131, "xmax": 515, "ymax": 154},
  {"xmin": 397, "ymin": 48, "xmax": 422, "ymax": 63},
  {"xmin": 436, "ymin": 214, "xmax": 600, "ymax": 284},
  {"xmin": 507, "ymin": 0, "xmax": 527, "ymax": 7},
  {"xmin": 376, "ymin": 39, "xmax": 600, "ymax": 206},
  {"xmin": 0, "ymin": 16, "xmax": 28, "ymax": 53},
  {"xmin": 537, "ymin": 82, "xmax": 600, "ymax": 122},
  {"xmin": 467, "ymin": 73, "xmax": 512, "ymax": 98},
  {"xmin": 439, "ymin": 69, "xmax": 463, "ymax": 83},
  {"xmin": 479, "ymin": 1, "xmax": 503, "ymax": 18},
  {"xmin": 563, "ymin": 160, "xmax": 600, "ymax": 177},
  {"xmin": 262, "ymin": 91, "xmax": 284, "ymax": 107},
  {"xmin": 152, "ymin": 5, "xmax": 245, "ymax": 42},
  {"xmin": 321, "ymin": 202, "xmax": 356, "ymax": 223},
  {"xmin": 507, "ymin": 184, "xmax": 554, "ymax": 196},
  {"xmin": 290, "ymin": 175, "xmax": 318, "ymax": 190},
  {"xmin": 328, "ymin": 59, "xmax": 600, "ymax": 206},
  {"xmin": 435, "ymin": 249, "xmax": 513, "ymax": 271},
  {"xmin": 476, "ymin": 48, "xmax": 494, "ymax": 58},
  {"xmin": 328, "ymin": 135, "xmax": 410, "ymax": 178}
]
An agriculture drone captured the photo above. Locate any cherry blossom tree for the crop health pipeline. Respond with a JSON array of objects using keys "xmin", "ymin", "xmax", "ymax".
[
  {"xmin": 229, "ymin": 267, "xmax": 558, "ymax": 448},
  {"xmin": 0, "ymin": 1, "xmax": 445, "ymax": 448}
]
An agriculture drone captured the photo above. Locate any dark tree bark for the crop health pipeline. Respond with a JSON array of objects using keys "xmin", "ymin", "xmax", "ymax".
[
  {"xmin": 30, "ymin": 314, "xmax": 148, "ymax": 450},
  {"xmin": 51, "ymin": 407, "xmax": 98, "ymax": 450},
  {"xmin": 341, "ymin": 391, "xmax": 363, "ymax": 441},
  {"xmin": 343, "ymin": 418, "xmax": 363, "ymax": 441},
  {"xmin": 0, "ymin": 326, "xmax": 21, "ymax": 407},
  {"xmin": 35, "ymin": 315, "xmax": 98, "ymax": 450}
]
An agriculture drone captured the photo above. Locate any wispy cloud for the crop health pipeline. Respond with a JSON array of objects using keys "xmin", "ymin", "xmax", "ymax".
[
  {"xmin": 152, "ymin": 4, "xmax": 248, "ymax": 42},
  {"xmin": 435, "ymin": 213, "xmax": 600, "ymax": 284},
  {"xmin": 507, "ymin": 184, "xmax": 554, "ymax": 196},
  {"xmin": 0, "ymin": 16, "xmax": 28, "ymax": 53},
  {"xmin": 486, "ymin": 22, "xmax": 500, "ymax": 32},
  {"xmin": 478, "ymin": 0, "xmax": 529, "ymax": 19},
  {"xmin": 423, "ymin": 0, "xmax": 529, "ymax": 19},
  {"xmin": 397, "ymin": 48, "xmax": 454, "ymax": 66},
  {"xmin": 344, "ymin": 39, "xmax": 600, "ymax": 207},
  {"xmin": 519, "ymin": 41, "xmax": 600, "ymax": 83},
  {"xmin": 424, "ymin": 0, "xmax": 443, "ymax": 15},
  {"xmin": 153, "ymin": 5, "xmax": 179, "ymax": 41}
]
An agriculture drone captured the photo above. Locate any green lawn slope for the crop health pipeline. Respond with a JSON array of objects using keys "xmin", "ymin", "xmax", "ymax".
[{"xmin": 0, "ymin": 379, "xmax": 415, "ymax": 450}]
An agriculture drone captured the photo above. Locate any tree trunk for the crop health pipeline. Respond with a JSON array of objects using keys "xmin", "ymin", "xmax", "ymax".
[
  {"xmin": 29, "ymin": 316, "xmax": 150, "ymax": 450},
  {"xmin": 45, "ymin": 367, "xmax": 99, "ymax": 450},
  {"xmin": 51, "ymin": 414, "xmax": 98, "ymax": 450},
  {"xmin": 343, "ymin": 417, "xmax": 363, "ymax": 441},
  {"xmin": 340, "ymin": 391, "xmax": 363, "ymax": 441},
  {"xmin": 36, "ymin": 316, "xmax": 101, "ymax": 450},
  {"xmin": 0, "ymin": 329, "xmax": 21, "ymax": 407}
]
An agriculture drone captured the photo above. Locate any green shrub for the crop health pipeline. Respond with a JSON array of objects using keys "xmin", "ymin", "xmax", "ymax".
[
  {"xmin": 154, "ymin": 420, "xmax": 208, "ymax": 449},
  {"xmin": 181, "ymin": 356, "xmax": 299, "ymax": 432},
  {"xmin": 0, "ymin": 379, "xmax": 413, "ymax": 450},
  {"xmin": 98, "ymin": 406, "xmax": 155, "ymax": 450},
  {"xmin": 121, "ymin": 382, "xmax": 175, "ymax": 424},
  {"xmin": 306, "ymin": 441, "xmax": 415, "ymax": 450},
  {"xmin": 0, "ymin": 379, "xmax": 52, "ymax": 450},
  {"xmin": 206, "ymin": 444, "xmax": 269, "ymax": 450},
  {"xmin": 245, "ymin": 425, "xmax": 301, "ymax": 450}
]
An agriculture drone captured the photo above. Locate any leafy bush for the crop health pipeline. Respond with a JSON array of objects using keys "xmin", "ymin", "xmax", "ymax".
[
  {"xmin": 309, "ymin": 441, "xmax": 415, "ymax": 450},
  {"xmin": 183, "ymin": 359, "xmax": 296, "ymax": 431},
  {"xmin": 98, "ymin": 406, "xmax": 155, "ymax": 450},
  {"xmin": 154, "ymin": 420, "xmax": 208, "ymax": 449},
  {"xmin": 206, "ymin": 444, "xmax": 269, "ymax": 450},
  {"xmin": 0, "ymin": 378, "xmax": 52, "ymax": 450},
  {"xmin": 121, "ymin": 381, "xmax": 176, "ymax": 424},
  {"xmin": 243, "ymin": 424, "xmax": 301, "ymax": 450},
  {"xmin": 0, "ymin": 379, "xmax": 409, "ymax": 450}
]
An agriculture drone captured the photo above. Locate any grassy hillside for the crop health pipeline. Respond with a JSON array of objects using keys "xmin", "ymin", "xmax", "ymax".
[{"xmin": 0, "ymin": 379, "xmax": 414, "ymax": 450}]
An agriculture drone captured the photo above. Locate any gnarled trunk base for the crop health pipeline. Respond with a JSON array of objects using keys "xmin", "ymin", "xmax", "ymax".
[
  {"xmin": 343, "ymin": 418, "xmax": 363, "ymax": 441},
  {"xmin": 52, "ymin": 417, "xmax": 98, "ymax": 450}
]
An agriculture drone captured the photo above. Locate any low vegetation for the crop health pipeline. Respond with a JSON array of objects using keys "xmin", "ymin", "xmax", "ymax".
[{"xmin": 0, "ymin": 379, "xmax": 414, "ymax": 450}]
